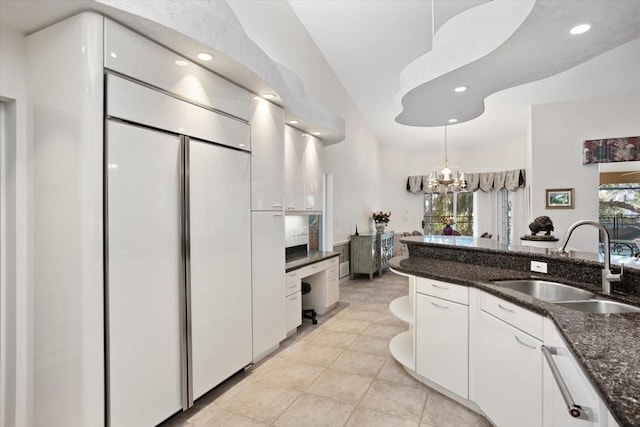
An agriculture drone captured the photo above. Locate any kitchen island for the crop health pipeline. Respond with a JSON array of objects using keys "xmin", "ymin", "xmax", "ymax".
[{"xmin": 390, "ymin": 236, "xmax": 640, "ymax": 427}]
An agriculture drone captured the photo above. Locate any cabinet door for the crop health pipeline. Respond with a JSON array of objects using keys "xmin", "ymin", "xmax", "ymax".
[
  {"xmin": 543, "ymin": 322, "xmax": 605, "ymax": 426},
  {"xmin": 189, "ymin": 139, "xmax": 252, "ymax": 400},
  {"xmin": 251, "ymin": 212, "xmax": 286, "ymax": 360},
  {"xmin": 477, "ymin": 311, "xmax": 542, "ymax": 427},
  {"xmin": 304, "ymin": 134, "xmax": 323, "ymax": 211},
  {"xmin": 250, "ymin": 99, "xmax": 284, "ymax": 211},
  {"xmin": 416, "ymin": 294, "xmax": 469, "ymax": 398},
  {"xmin": 326, "ymin": 273, "xmax": 339, "ymax": 308},
  {"xmin": 284, "ymin": 125, "xmax": 305, "ymax": 211},
  {"xmin": 107, "ymin": 121, "xmax": 183, "ymax": 426},
  {"xmin": 285, "ymin": 291, "xmax": 302, "ymax": 335}
]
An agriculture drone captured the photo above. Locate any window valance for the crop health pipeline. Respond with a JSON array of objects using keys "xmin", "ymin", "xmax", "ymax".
[{"xmin": 406, "ymin": 169, "xmax": 525, "ymax": 194}]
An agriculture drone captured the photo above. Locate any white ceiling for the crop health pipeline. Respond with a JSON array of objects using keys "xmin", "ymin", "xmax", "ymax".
[{"xmin": 289, "ymin": 0, "xmax": 640, "ymax": 152}]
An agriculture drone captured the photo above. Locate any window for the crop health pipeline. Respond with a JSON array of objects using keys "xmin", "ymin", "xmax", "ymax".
[
  {"xmin": 424, "ymin": 192, "xmax": 474, "ymax": 236},
  {"xmin": 499, "ymin": 190, "xmax": 513, "ymax": 245},
  {"xmin": 599, "ymin": 180, "xmax": 640, "ymax": 256}
]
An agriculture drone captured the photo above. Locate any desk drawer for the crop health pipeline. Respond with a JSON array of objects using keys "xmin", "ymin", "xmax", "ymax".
[{"xmin": 285, "ymin": 279, "xmax": 301, "ymax": 296}]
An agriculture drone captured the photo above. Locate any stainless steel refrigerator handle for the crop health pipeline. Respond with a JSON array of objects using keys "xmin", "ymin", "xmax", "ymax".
[
  {"xmin": 180, "ymin": 135, "xmax": 194, "ymax": 410},
  {"xmin": 541, "ymin": 345, "xmax": 592, "ymax": 421}
]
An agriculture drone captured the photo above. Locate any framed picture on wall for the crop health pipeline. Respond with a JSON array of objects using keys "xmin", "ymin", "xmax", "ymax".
[{"xmin": 546, "ymin": 188, "xmax": 574, "ymax": 209}]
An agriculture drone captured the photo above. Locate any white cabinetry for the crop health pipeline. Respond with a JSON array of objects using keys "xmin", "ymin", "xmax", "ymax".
[
  {"xmin": 299, "ymin": 257, "xmax": 339, "ymax": 315},
  {"xmin": 389, "ymin": 272, "xmax": 415, "ymax": 371},
  {"xmin": 477, "ymin": 292, "xmax": 543, "ymax": 427},
  {"xmin": 543, "ymin": 318, "xmax": 616, "ymax": 427},
  {"xmin": 251, "ymin": 212, "xmax": 285, "ymax": 360},
  {"xmin": 251, "ymin": 99, "xmax": 284, "ymax": 211},
  {"xmin": 415, "ymin": 278, "xmax": 469, "ymax": 399},
  {"xmin": 285, "ymin": 270, "xmax": 302, "ymax": 335},
  {"xmin": 284, "ymin": 125, "xmax": 323, "ymax": 212}
]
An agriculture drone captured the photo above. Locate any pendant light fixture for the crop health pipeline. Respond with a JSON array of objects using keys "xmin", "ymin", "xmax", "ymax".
[{"xmin": 425, "ymin": 126, "xmax": 467, "ymax": 193}]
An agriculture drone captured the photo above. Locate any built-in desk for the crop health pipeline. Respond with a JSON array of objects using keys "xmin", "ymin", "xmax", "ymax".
[{"xmin": 284, "ymin": 252, "xmax": 339, "ymax": 335}]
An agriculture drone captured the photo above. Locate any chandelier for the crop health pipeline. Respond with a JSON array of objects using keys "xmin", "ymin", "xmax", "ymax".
[{"xmin": 425, "ymin": 126, "xmax": 467, "ymax": 193}]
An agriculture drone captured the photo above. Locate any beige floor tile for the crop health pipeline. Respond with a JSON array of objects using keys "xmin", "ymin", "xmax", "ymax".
[
  {"xmin": 306, "ymin": 368, "xmax": 373, "ymax": 403},
  {"xmin": 362, "ymin": 323, "xmax": 407, "ymax": 340},
  {"xmin": 274, "ymin": 393, "xmax": 355, "ymax": 427},
  {"xmin": 421, "ymin": 391, "xmax": 492, "ymax": 427},
  {"xmin": 373, "ymin": 312, "xmax": 411, "ymax": 327},
  {"xmin": 330, "ymin": 349, "xmax": 387, "ymax": 378},
  {"xmin": 277, "ymin": 342, "xmax": 344, "ymax": 367},
  {"xmin": 251, "ymin": 357, "xmax": 325, "ymax": 392},
  {"xmin": 348, "ymin": 335, "xmax": 392, "ymax": 357},
  {"xmin": 326, "ymin": 318, "xmax": 371, "ymax": 334},
  {"xmin": 214, "ymin": 380, "xmax": 300, "ymax": 424},
  {"xmin": 181, "ymin": 405, "xmax": 269, "ymax": 426},
  {"xmin": 359, "ymin": 379, "xmax": 429, "ymax": 423},
  {"xmin": 346, "ymin": 302, "xmax": 389, "ymax": 312},
  {"xmin": 308, "ymin": 329, "xmax": 359, "ymax": 349},
  {"xmin": 346, "ymin": 407, "xmax": 418, "ymax": 427},
  {"xmin": 336, "ymin": 308, "xmax": 380, "ymax": 322},
  {"xmin": 376, "ymin": 359, "xmax": 423, "ymax": 388}
]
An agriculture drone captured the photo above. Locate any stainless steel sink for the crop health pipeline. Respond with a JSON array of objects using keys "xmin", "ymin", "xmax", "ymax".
[
  {"xmin": 555, "ymin": 300, "xmax": 640, "ymax": 314},
  {"xmin": 492, "ymin": 280, "xmax": 595, "ymax": 302}
]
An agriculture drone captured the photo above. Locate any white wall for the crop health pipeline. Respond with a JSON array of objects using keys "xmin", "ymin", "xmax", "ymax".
[
  {"xmin": 228, "ymin": 1, "xmax": 384, "ymax": 243},
  {"xmin": 0, "ymin": 26, "xmax": 32, "ymax": 427},
  {"xmin": 530, "ymin": 91, "xmax": 640, "ymax": 253},
  {"xmin": 381, "ymin": 139, "xmax": 526, "ymax": 234}
]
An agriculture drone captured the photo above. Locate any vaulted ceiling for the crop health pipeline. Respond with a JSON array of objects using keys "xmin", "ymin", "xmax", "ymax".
[{"xmin": 289, "ymin": 0, "xmax": 640, "ymax": 151}]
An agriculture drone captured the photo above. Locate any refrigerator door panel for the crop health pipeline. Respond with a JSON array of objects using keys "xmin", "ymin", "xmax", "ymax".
[
  {"xmin": 189, "ymin": 139, "xmax": 252, "ymax": 400},
  {"xmin": 107, "ymin": 121, "xmax": 183, "ymax": 426}
]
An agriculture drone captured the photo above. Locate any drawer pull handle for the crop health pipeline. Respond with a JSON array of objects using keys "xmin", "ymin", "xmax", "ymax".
[
  {"xmin": 273, "ymin": 213, "xmax": 283, "ymax": 217},
  {"xmin": 272, "ymin": 204, "xmax": 283, "ymax": 208},
  {"xmin": 514, "ymin": 335, "xmax": 536, "ymax": 349},
  {"xmin": 431, "ymin": 302, "xmax": 449, "ymax": 309},
  {"xmin": 289, "ymin": 295, "xmax": 297, "ymax": 301},
  {"xmin": 542, "ymin": 346, "xmax": 593, "ymax": 421},
  {"xmin": 431, "ymin": 284, "xmax": 449, "ymax": 290},
  {"xmin": 498, "ymin": 303, "xmax": 515, "ymax": 313},
  {"xmin": 287, "ymin": 273, "xmax": 297, "ymax": 277},
  {"xmin": 312, "ymin": 265, "xmax": 319, "ymax": 269}
]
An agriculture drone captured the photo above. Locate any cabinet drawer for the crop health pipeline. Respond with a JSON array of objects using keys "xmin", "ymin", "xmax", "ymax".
[
  {"xmin": 481, "ymin": 292, "xmax": 543, "ymax": 339},
  {"xmin": 417, "ymin": 278, "xmax": 468, "ymax": 305},
  {"xmin": 326, "ymin": 265, "xmax": 339, "ymax": 278},
  {"xmin": 285, "ymin": 279, "xmax": 301, "ymax": 296},
  {"xmin": 285, "ymin": 291, "xmax": 302, "ymax": 335},
  {"xmin": 285, "ymin": 270, "xmax": 300, "ymax": 284}
]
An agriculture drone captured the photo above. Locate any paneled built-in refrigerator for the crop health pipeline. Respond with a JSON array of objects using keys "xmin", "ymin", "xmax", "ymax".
[{"xmin": 106, "ymin": 118, "xmax": 251, "ymax": 426}]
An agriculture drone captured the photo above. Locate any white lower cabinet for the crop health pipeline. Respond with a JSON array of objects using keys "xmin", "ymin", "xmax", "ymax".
[
  {"xmin": 285, "ymin": 272, "xmax": 302, "ymax": 336},
  {"xmin": 416, "ymin": 291, "xmax": 468, "ymax": 399},
  {"xmin": 477, "ymin": 309, "xmax": 543, "ymax": 427}
]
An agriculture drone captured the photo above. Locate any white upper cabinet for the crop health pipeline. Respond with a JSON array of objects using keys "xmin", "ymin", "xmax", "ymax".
[
  {"xmin": 284, "ymin": 126, "xmax": 324, "ymax": 212},
  {"xmin": 104, "ymin": 18, "xmax": 250, "ymax": 123},
  {"xmin": 250, "ymin": 99, "xmax": 284, "ymax": 211}
]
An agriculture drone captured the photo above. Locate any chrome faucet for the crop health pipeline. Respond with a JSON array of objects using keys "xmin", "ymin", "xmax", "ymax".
[{"xmin": 557, "ymin": 220, "xmax": 622, "ymax": 295}]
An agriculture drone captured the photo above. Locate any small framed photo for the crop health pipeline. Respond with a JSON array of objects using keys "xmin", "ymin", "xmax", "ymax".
[{"xmin": 546, "ymin": 188, "xmax": 574, "ymax": 209}]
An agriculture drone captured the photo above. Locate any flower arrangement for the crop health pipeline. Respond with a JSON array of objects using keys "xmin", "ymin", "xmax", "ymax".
[{"xmin": 372, "ymin": 211, "xmax": 391, "ymax": 224}]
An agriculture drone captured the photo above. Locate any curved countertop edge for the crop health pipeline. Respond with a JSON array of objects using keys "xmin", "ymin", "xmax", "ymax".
[
  {"xmin": 389, "ymin": 255, "xmax": 640, "ymax": 427},
  {"xmin": 285, "ymin": 251, "xmax": 339, "ymax": 272}
]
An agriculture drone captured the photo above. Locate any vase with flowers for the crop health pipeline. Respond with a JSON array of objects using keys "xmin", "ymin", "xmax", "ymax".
[{"xmin": 372, "ymin": 211, "xmax": 391, "ymax": 233}]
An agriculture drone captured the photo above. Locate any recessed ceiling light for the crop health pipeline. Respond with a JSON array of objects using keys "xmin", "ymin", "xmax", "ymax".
[
  {"xmin": 110, "ymin": 52, "xmax": 118, "ymax": 58},
  {"xmin": 197, "ymin": 52, "xmax": 214, "ymax": 61},
  {"xmin": 174, "ymin": 59, "xmax": 189, "ymax": 67},
  {"xmin": 288, "ymin": 120, "xmax": 299, "ymax": 125},
  {"xmin": 454, "ymin": 86, "xmax": 468, "ymax": 93},
  {"xmin": 448, "ymin": 119, "xmax": 458, "ymax": 123},
  {"xmin": 312, "ymin": 131, "xmax": 322, "ymax": 136},
  {"xmin": 238, "ymin": 143, "xmax": 245, "ymax": 147},
  {"xmin": 261, "ymin": 93, "xmax": 277, "ymax": 99},
  {"xmin": 570, "ymin": 24, "xmax": 591, "ymax": 35}
]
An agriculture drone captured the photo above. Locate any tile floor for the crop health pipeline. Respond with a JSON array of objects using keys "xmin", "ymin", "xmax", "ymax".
[{"xmin": 162, "ymin": 272, "xmax": 492, "ymax": 427}]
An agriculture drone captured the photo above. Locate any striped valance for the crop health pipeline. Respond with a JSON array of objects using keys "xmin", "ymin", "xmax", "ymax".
[{"xmin": 406, "ymin": 169, "xmax": 526, "ymax": 194}]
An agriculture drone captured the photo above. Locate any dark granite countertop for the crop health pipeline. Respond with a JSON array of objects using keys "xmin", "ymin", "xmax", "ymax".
[
  {"xmin": 285, "ymin": 251, "xmax": 339, "ymax": 273},
  {"xmin": 390, "ymin": 255, "xmax": 640, "ymax": 426}
]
